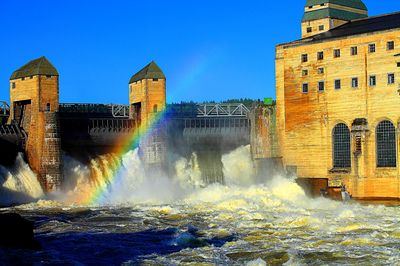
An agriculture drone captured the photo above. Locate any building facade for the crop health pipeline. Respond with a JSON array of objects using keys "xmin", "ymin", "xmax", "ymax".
[{"xmin": 276, "ymin": 0, "xmax": 400, "ymax": 199}]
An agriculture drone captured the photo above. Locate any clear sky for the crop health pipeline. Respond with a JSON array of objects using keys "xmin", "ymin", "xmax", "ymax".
[{"xmin": 1, "ymin": 0, "xmax": 399, "ymax": 104}]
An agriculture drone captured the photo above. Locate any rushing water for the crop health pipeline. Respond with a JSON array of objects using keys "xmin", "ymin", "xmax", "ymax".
[{"xmin": 1, "ymin": 146, "xmax": 400, "ymax": 265}]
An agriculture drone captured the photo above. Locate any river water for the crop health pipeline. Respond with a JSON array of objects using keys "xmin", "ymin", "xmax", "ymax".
[{"xmin": 0, "ymin": 146, "xmax": 400, "ymax": 265}]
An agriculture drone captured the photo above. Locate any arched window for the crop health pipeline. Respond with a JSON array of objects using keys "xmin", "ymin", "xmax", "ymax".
[
  {"xmin": 333, "ymin": 123, "xmax": 351, "ymax": 168},
  {"xmin": 376, "ymin": 120, "xmax": 396, "ymax": 167},
  {"xmin": 153, "ymin": 104, "xmax": 158, "ymax": 113}
]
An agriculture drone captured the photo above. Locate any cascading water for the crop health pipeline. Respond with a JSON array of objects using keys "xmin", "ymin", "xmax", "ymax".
[
  {"xmin": 1, "ymin": 146, "xmax": 400, "ymax": 265},
  {"xmin": 0, "ymin": 153, "xmax": 44, "ymax": 206}
]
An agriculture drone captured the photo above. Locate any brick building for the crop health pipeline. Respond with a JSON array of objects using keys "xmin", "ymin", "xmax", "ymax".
[{"xmin": 276, "ymin": 0, "xmax": 400, "ymax": 199}]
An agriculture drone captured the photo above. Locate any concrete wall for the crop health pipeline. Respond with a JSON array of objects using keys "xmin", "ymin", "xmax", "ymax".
[{"xmin": 276, "ymin": 29, "xmax": 400, "ymax": 199}]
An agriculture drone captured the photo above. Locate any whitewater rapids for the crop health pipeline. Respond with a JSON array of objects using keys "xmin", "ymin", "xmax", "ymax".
[{"xmin": 0, "ymin": 146, "xmax": 400, "ymax": 265}]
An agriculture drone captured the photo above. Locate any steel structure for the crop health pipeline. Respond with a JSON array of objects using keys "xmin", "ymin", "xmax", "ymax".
[
  {"xmin": 111, "ymin": 105, "xmax": 129, "ymax": 118},
  {"xmin": 0, "ymin": 101, "xmax": 9, "ymax": 117},
  {"xmin": 196, "ymin": 103, "xmax": 250, "ymax": 117},
  {"xmin": 59, "ymin": 103, "xmax": 129, "ymax": 118}
]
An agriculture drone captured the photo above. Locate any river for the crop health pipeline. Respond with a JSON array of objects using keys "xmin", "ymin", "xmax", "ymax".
[{"xmin": 0, "ymin": 146, "xmax": 399, "ymax": 265}]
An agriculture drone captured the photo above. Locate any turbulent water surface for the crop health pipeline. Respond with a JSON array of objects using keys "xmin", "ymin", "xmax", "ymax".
[{"xmin": 1, "ymin": 146, "xmax": 400, "ymax": 265}]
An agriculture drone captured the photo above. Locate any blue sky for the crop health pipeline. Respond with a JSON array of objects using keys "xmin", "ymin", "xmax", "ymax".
[{"xmin": 1, "ymin": 0, "xmax": 399, "ymax": 104}]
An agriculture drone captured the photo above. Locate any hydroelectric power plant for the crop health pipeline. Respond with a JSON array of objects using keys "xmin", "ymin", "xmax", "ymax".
[{"xmin": 1, "ymin": 0, "xmax": 400, "ymax": 265}]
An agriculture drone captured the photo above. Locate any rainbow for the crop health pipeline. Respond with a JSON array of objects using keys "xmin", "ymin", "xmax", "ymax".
[{"xmin": 75, "ymin": 109, "xmax": 170, "ymax": 206}]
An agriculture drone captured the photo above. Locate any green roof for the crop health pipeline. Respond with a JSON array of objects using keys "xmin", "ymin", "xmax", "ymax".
[
  {"xmin": 129, "ymin": 61, "xmax": 165, "ymax": 84},
  {"xmin": 305, "ymin": 0, "xmax": 367, "ymax": 11},
  {"xmin": 302, "ymin": 7, "xmax": 368, "ymax": 22},
  {"xmin": 10, "ymin": 56, "xmax": 59, "ymax": 80}
]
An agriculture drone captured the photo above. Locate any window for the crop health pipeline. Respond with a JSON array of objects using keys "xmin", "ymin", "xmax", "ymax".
[
  {"xmin": 153, "ymin": 104, "xmax": 158, "ymax": 113},
  {"xmin": 351, "ymin": 77, "xmax": 359, "ymax": 88},
  {"xmin": 369, "ymin": 75, "xmax": 376, "ymax": 87},
  {"xmin": 301, "ymin": 54, "xmax": 308, "ymax": 63},
  {"xmin": 21, "ymin": 77, "xmax": 25, "ymax": 81},
  {"xmin": 397, "ymin": 62, "xmax": 400, "ymax": 67},
  {"xmin": 302, "ymin": 83, "xmax": 309, "ymax": 93},
  {"xmin": 46, "ymin": 75, "xmax": 52, "ymax": 79},
  {"xmin": 46, "ymin": 103, "xmax": 51, "ymax": 112},
  {"xmin": 369, "ymin": 43, "xmax": 376, "ymax": 53},
  {"xmin": 319, "ymin": 25, "xmax": 324, "ymax": 31},
  {"xmin": 318, "ymin": 81, "xmax": 325, "ymax": 92},
  {"xmin": 317, "ymin": 51, "xmax": 324, "ymax": 60},
  {"xmin": 153, "ymin": 78, "xmax": 159, "ymax": 82},
  {"xmin": 334, "ymin": 79, "xmax": 341, "ymax": 89},
  {"xmin": 334, "ymin": 49, "xmax": 341, "ymax": 58},
  {"xmin": 388, "ymin": 73, "xmax": 395, "ymax": 84},
  {"xmin": 318, "ymin": 68, "xmax": 324, "ymax": 74},
  {"xmin": 376, "ymin": 120, "xmax": 396, "ymax": 167},
  {"xmin": 302, "ymin": 69, "xmax": 308, "ymax": 76},
  {"xmin": 333, "ymin": 123, "xmax": 351, "ymax": 168},
  {"xmin": 387, "ymin": 41, "xmax": 395, "ymax": 50},
  {"xmin": 12, "ymin": 82, "xmax": 16, "ymax": 89},
  {"xmin": 351, "ymin": 46, "xmax": 358, "ymax": 56},
  {"xmin": 307, "ymin": 27, "xmax": 312, "ymax": 33}
]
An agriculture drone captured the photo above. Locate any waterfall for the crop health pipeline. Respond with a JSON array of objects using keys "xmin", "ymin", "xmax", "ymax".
[{"xmin": 0, "ymin": 153, "xmax": 44, "ymax": 206}]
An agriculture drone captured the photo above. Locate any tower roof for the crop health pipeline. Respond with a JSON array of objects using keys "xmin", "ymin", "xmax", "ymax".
[
  {"xmin": 10, "ymin": 56, "xmax": 59, "ymax": 80},
  {"xmin": 303, "ymin": 0, "xmax": 368, "ymax": 22},
  {"xmin": 129, "ymin": 61, "xmax": 165, "ymax": 84}
]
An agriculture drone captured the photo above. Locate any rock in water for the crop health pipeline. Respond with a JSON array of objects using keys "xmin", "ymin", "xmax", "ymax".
[{"xmin": 0, "ymin": 213, "xmax": 40, "ymax": 250}]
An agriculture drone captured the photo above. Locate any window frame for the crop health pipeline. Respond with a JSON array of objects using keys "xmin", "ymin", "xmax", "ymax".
[
  {"xmin": 334, "ymin": 49, "xmax": 341, "ymax": 58},
  {"xmin": 332, "ymin": 123, "xmax": 351, "ymax": 169},
  {"xmin": 302, "ymin": 69, "xmax": 309, "ymax": 76},
  {"xmin": 351, "ymin": 77, "xmax": 359, "ymax": 88},
  {"xmin": 387, "ymin": 41, "xmax": 395, "ymax": 51},
  {"xmin": 301, "ymin": 54, "xmax": 308, "ymax": 63},
  {"xmin": 302, "ymin": 83, "xmax": 309, "ymax": 94},
  {"xmin": 369, "ymin": 43, "xmax": 376, "ymax": 53},
  {"xmin": 388, "ymin": 73, "xmax": 395, "ymax": 85},
  {"xmin": 376, "ymin": 120, "xmax": 397, "ymax": 168},
  {"xmin": 351, "ymin": 46, "xmax": 358, "ymax": 56},
  {"xmin": 318, "ymin": 81, "xmax": 325, "ymax": 92},
  {"xmin": 319, "ymin": 25, "xmax": 324, "ymax": 31},
  {"xmin": 369, "ymin": 75, "xmax": 377, "ymax": 87},
  {"xmin": 307, "ymin": 27, "xmax": 312, "ymax": 33},
  {"xmin": 318, "ymin": 67, "xmax": 324, "ymax": 74},
  {"xmin": 334, "ymin": 79, "xmax": 341, "ymax": 90},
  {"xmin": 317, "ymin": 51, "xmax": 324, "ymax": 60}
]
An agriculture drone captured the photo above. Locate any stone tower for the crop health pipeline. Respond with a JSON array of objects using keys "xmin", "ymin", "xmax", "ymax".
[
  {"xmin": 9, "ymin": 57, "xmax": 63, "ymax": 192},
  {"xmin": 129, "ymin": 61, "xmax": 166, "ymax": 127},
  {"xmin": 302, "ymin": 0, "xmax": 368, "ymax": 38},
  {"xmin": 129, "ymin": 61, "xmax": 167, "ymax": 166}
]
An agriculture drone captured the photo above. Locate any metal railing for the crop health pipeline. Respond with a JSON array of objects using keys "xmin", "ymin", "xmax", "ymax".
[{"xmin": 196, "ymin": 103, "xmax": 250, "ymax": 117}]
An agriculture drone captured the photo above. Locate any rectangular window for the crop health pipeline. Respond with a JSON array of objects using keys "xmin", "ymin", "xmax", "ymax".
[
  {"xmin": 334, "ymin": 79, "xmax": 341, "ymax": 89},
  {"xmin": 397, "ymin": 62, "xmax": 400, "ymax": 67},
  {"xmin": 301, "ymin": 54, "xmax": 308, "ymax": 63},
  {"xmin": 153, "ymin": 78, "xmax": 159, "ymax": 82},
  {"xmin": 21, "ymin": 77, "xmax": 25, "ymax": 81},
  {"xmin": 334, "ymin": 49, "xmax": 341, "ymax": 58},
  {"xmin": 369, "ymin": 75, "xmax": 376, "ymax": 87},
  {"xmin": 12, "ymin": 82, "xmax": 16, "ymax": 89},
  {"xmin": 351, "ymin": 77, "xmax": 359, "ymax": 88},
  {"xmin": 317, "ymin": 51, "xmax": 324, "ymax": 60},
  {"xmin": 388, "ymin": 73, "xmax": 395, "ymax": 84},
  {"xmin": 369, "ymin": 43, "xmax": 376, "ymax": 53},
  {"xmin": 318, "ymin": 81, "xmax": 325, "ymax": 92},
  {"xmin": 351, "ymin": 46, "xmax": 358, "ymax": 56},
  {"xmin": 46, "ymin": 75, "xmax": 52, "ymax": 79},
  {"xmin": 302, "ymin": 83, "xmax": 309, "ymax": 93},
  {"xmin": 318, "ymin": 67, "xmax": 324, "ymax": 74},
  {"xmin": 302, "ymin": 69, "xmax": 308, "ymax": 76},
  {"xmin": 307, "ymin": 27, "xmax": 312, "ymax": 33},
  {"xmin": 387, "ymin": 41, "xmax": 395, "ymax": 50},
  {"xmin": 319, "ymin": 25, "xmax": 324, "ymax": 31}
]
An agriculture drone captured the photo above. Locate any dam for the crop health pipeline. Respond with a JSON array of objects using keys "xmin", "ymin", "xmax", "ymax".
[{"xmin": 0, "ymin": 57, "xmax": 278, "ymax": 192}]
